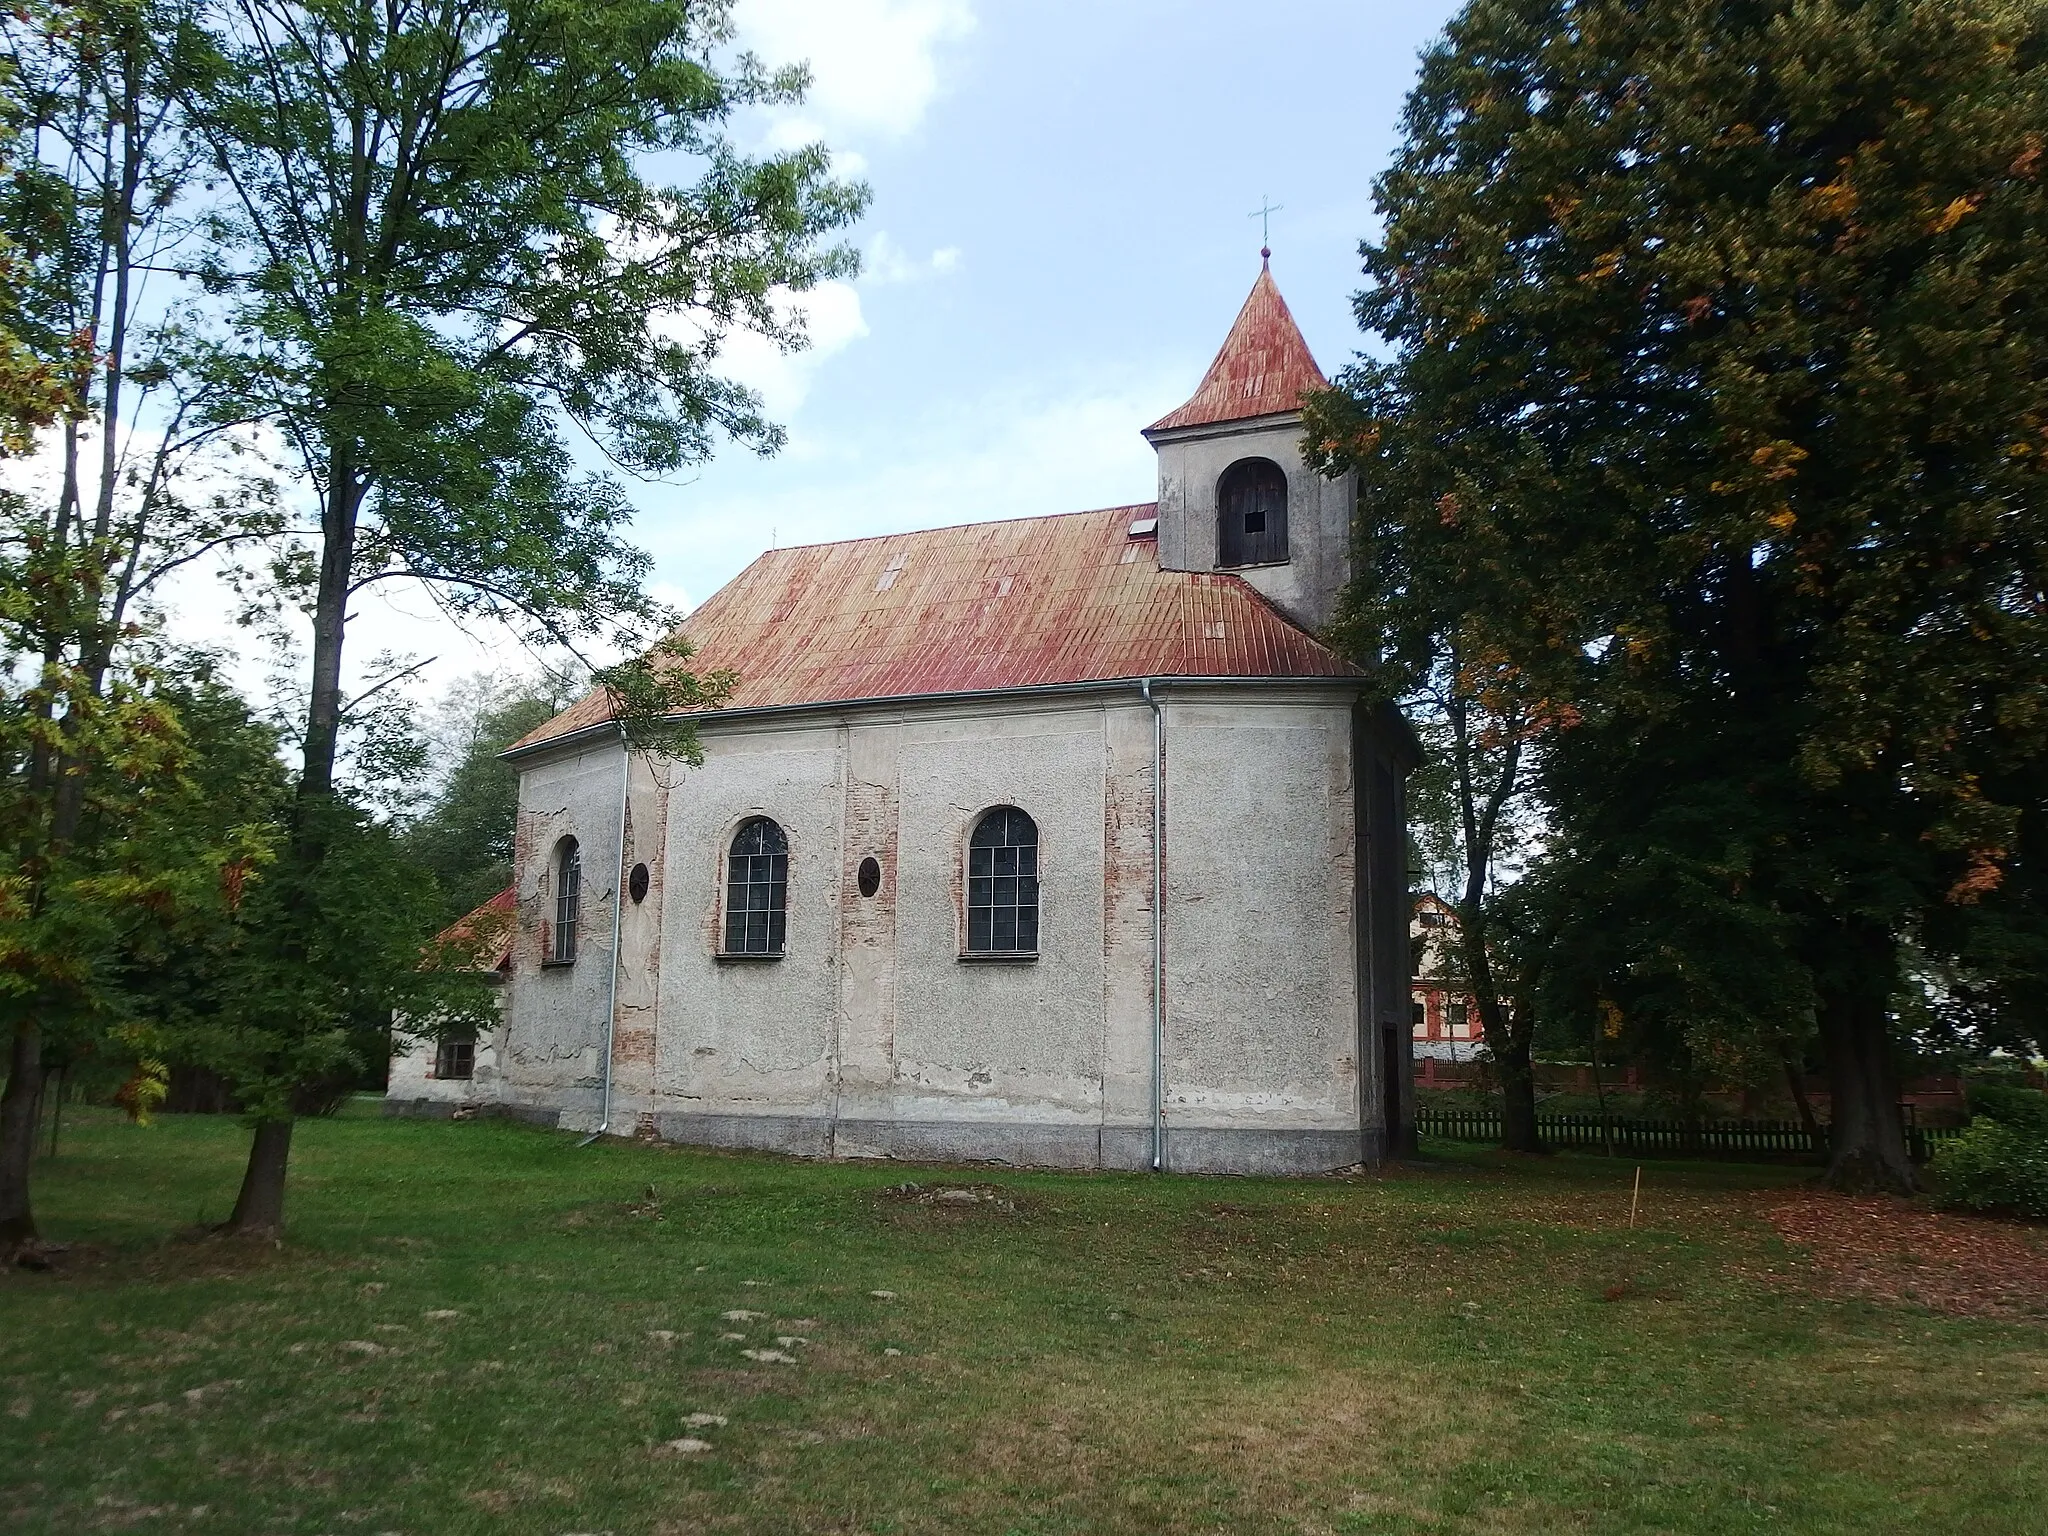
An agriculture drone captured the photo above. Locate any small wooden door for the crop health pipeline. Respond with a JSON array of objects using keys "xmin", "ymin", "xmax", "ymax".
[{"xmin": 1217, "ymin": 459, "xmax": 1289, "ymax": 566}]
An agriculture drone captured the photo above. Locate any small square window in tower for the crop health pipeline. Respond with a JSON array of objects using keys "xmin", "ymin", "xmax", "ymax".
[{"xmin": 1217, "ymin": 457, "xmax": 1289, "ymax": 567}]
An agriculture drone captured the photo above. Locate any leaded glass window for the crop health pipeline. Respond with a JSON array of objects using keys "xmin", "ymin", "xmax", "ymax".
[
  {"xmin": 966, "ymin": 807, "xmax": 1038, "ymax": 955},
  {"xmin": 724, "ymin": 817, "xmax": 788, "ymax": 955},
  {"xmin": 553, "ymin": 838, "xmax": 580, "ymax": 963}
]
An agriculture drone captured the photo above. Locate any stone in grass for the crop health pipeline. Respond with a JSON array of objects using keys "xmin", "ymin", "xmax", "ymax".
[
  {"xmin": 423, "ymin": 1309, "xmax": 463, "ymax": 1321},
  {"xmin": 682, "ymin": 1412, "xmax": 728, "ymax": 1428},
  {"xmin": 718, "ymin": 1332, "xmax": 746, "ymax": 1342},
  {"xmin": 647, "ymin": 1330, "xmax": 680, "ymax": 1346},
  {"xmin": 739, "ymin": 1348, "xmax": 797, "ymax": 1364},
  {"xmin": 869, "ymin": 1290, "xmax": 897, "ymax": 1300},
  {"xmin": 720, "ymin": 1309, "xmax": 765, "ymax": 1322},
  {"xmin": 775, "ymin": 1336, "xmax": 809, "ymax": 1348},
  {"xmin": 883, "ymin": 1348, "xmax": 902, "ymax": 1357},
  {"xmin": 655, "ymin": 1437, "xmax": 713, "ymax": 1456}
]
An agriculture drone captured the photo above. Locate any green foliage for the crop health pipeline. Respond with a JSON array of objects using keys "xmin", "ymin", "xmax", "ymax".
[
  {"xmin": 1935, "ymin": 1116, "xmax": 2048, "ymax": 1217},
  {"xmin": 181, "ymin": 796, "xmax": 499, "ymax": 1121},
  {"xmin": 1308, "ymin": 0, "xmax": 2048, "ymax": 1178},
  {"xmin": 1966, "ymin": 1083, "xmax": 2048, "ymax": 1138},
  {"xmin": 403, "ymin": 679, "xmax": 567, "ymax": 923},
  {"xmin": 185, "ymin": 0, "xmax": 869, "ymax": 683}
]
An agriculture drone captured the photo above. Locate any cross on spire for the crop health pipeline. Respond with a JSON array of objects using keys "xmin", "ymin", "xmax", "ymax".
[{"xmin": 1248, "ymin": 195, "xmax": 1283, "ymax": 260}]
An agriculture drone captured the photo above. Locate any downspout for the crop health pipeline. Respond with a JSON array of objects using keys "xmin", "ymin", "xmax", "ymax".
[
  {"xmin": 1140, "ymin": 679, "xmax": 1165, "ymax": 1172},
  {"xmin": 578, "ymin": 723, "xmax": 631, "ymax": 1147}
]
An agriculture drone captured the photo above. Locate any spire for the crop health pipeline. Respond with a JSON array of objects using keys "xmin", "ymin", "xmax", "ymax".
[{"xmin": 1145, "ymin": 264, "xmax": 1328, "ymax": 435}]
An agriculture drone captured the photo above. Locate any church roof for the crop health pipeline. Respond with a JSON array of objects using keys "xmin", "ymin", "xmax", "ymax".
[
  {"xmin": 1145, "ymin": 263, "xmax": 1329, "ymax": 434},
  {"xmin": 509, "ymin": 506, "xmax": 1360, "ymax": 754}
]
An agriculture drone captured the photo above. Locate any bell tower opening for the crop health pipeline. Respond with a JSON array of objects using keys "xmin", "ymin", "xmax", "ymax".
[
  {"xmin": 1141, "ymin": 260, "xmax": 1354, "ymax": 631},
  {"xmin": 1217, "ymin": 457, "xmax": 1289, "ymax": 567}
]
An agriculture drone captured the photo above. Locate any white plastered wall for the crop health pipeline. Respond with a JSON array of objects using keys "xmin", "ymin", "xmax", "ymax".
[{"xmin": 474, "ymin": 684, "xmax": 1387, "ymax": 1171}]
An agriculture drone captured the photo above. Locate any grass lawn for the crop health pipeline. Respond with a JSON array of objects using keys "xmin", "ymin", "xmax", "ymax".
[{"xmin": 4, "ymin": 1103, "xmax": 2046, "ymax": 1535}]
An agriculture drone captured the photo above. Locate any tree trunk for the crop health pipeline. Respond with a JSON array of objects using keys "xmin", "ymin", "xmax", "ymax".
[
  {"xmin": 0, "ymin": 1021, "xmax": 44, "ymax": 1246},
  {"xmin": 1783, "ymin": 1046, "xmax": 1826, "ymax": 1158},
  {"xmin": 1814, "ymin": 927, "xmax": 1917, "ymax": 1194},
  {"xmin": 225, "ymin": 1117, "xmax": 295, "ymax": 1236},
  {"xmin": 1493, "ymin": 1025, "xmax": 1543, "ymax": 1153},
  {"xmin": 300, "ymin": 454, "xmax": 361, "ymax": 800},
  {"xmin": 1466, "ymin": 916, "xmax": 1543, "ymax": 1154}
]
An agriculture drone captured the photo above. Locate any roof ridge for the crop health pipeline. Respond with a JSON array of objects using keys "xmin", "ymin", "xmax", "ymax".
[{"xmin": 741, "ymin": 502, "xmax": 1160, "ymax": 561}]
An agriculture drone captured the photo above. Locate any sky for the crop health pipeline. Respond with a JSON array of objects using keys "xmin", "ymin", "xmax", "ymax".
[{"xmin": 167, "ymin": 0, "xmax": 1469, "ymax": 701}]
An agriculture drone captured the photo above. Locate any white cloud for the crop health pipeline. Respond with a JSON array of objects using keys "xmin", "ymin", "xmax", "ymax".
[
  {"xmin": 734, "ymin": 0, "xmax": 975, "ymax": 142},
  {"xmin": 861, "ymin": 232, "xmax": 963, "ymax": 285},
  {"xmin": 694, "ymin": 280, "xmax": 870, "ymax": 419}
]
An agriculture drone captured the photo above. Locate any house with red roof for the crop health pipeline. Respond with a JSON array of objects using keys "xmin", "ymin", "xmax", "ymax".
[
  {"xmin": 1411, "ymin": 892, "xmax": 1483, "ymax": 1064},
  {"xmin": 388, "ymin": 261, "xmax": 1419, "ymax": 1172},
  {"xmin": 387, "ymin": 886, "xmax": 516, "ymax": 1111}
]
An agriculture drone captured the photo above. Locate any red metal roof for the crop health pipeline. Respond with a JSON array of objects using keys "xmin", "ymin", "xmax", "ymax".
[
  {"xmin": 431, "ymin": 886, "xmax": 516, "ymax": 970},
  {"xmin": 512, "ymin": 505, "xmax": 1359, "ymax": 752},
  {"xmin": 1146, "ymin": 263, "xmax": 1329, "ymax": 434}
]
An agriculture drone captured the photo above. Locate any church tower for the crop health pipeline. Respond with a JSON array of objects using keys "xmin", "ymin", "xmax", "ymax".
[{"xmin": 1143, "ymin": 261, "xmax": 1355, "ymax": 634}]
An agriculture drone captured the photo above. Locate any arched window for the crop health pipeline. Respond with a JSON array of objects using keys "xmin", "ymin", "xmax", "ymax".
[
  {"xmin": 724, "ymin": 817, "xmax": 789, "ymax": 955},
  {"xmin": 1217, "ymin": 457, "xmax": 1289, "ymax": 567},
  {"xmin": 553, "ymin": 838, "xmax": 581, "ymax": 964},
  {"xmin": 966, "ymin": 807, "xmax": 1039, "ymax": 955}
]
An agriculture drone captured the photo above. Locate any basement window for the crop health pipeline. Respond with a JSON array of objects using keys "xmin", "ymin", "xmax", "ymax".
[{"xmin": 435, "ymin": 1033, "xmax": 476, "ymax": 1081}]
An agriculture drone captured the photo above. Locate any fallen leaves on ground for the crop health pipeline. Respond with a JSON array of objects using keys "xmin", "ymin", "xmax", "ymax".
[{"xmin": 1761, "ymin": 1192, "xmax": 2048, "ymax": 1320}]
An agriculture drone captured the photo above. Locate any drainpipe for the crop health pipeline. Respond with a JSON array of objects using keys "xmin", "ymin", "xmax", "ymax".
[
  {"xmin": 578, "ymin": 723, "xmax": 631, "ymax": 1147},
  {"xmin": 1140, "ymin": 679, "xmax": 1165, "ymax": 1172}
]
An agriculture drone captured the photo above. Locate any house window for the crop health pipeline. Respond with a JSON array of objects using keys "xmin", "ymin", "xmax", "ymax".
[
  {"xmin": 1448, "ymin": 999, "xmax": 1470, "ymax": 1036},
  {"xmin": 1418, "ymin": 909, "xmax": 1448, "ymax": 929},
  {"xmin": 1411, "ymin": 1000, "xmax": 1426, "ymax": 1029},
  {"xmin": 966, "ymin": 807, "xmax": 1038, "ymax": 956},
  {"xmin": 1217, "ymin": 457, "xmax": 1289, "ymax": 567},
  {"xmin": 435, "ymin": 1033, "xmax": 476, "ymax": 1080},
  {"xmin": 724, "ymin": 817, "xmax": 788, "ymax": 955},
  {"xmin": 552, "ymin": 838, "xmax": 581, "ymax": 964}
]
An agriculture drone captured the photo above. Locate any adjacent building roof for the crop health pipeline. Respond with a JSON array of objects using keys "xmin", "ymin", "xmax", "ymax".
[
  {"xmin": 431, "ymin": 886, "xmax": 517, "ymax": 971},
  {"xmin": 510, "ymin": 505, "xmax": 1360, "ymax": 754},
  {"xmin": 1145, "ymin": 263, "xmax": 1329, "ymax": 434}
]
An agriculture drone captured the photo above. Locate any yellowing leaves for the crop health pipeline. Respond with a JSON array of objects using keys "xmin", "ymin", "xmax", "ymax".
[
  {"xmin": 1597, "ymin": 998, "xmax": 1624, "ymax": 1040},
  {"xmin": 1579, "ymin": 250, "xmax": 1623, "ymax": 283},
  {"xmin": 1766, "ymin": 507, "xmax": 1798, "ymax": 533},
  {"xmin": 1929, "ymin": 195, "xmax": 1981, "ymax": 233},
  {"xmin": 1805, "ymin": 177, "xmax": 1860, "ymax": 222},
  {"xmin": 1749, "ymin": 442, "xmax": 1808, "ymax": 483}
]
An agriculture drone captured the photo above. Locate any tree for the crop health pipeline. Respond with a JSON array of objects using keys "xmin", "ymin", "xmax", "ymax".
[
  {"xmin": 1309, "ymin": 0, "xmax": 2048, "ymax": 1190},
  {"xmin": 1397, "ymin": 648, "xmax": 1550, "ymax": 1151},
  {"xmin": 0, "ymin": 0, "xmax": 271, "ymax": 1249},
  {"xmin": 182, "ymin": 0, "xmax": 863, "ymax": 1231},
  {"xmin": 404, "ymin": 674, "xmax": 572, "ymax": 923}
]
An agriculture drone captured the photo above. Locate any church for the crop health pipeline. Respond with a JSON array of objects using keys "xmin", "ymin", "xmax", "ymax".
[{"xmin": 387, "ymin": 262, "xmax": 1419, "ymax": 1173}]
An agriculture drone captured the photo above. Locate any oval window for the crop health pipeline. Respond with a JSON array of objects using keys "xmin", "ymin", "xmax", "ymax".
[
  {"xmin": 628, "ymin": 862, "xmax": 650, "ymax": 904},
  {"xmin": 857, "ymin": 856, "xmax": 882, "ymax": 898}
]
